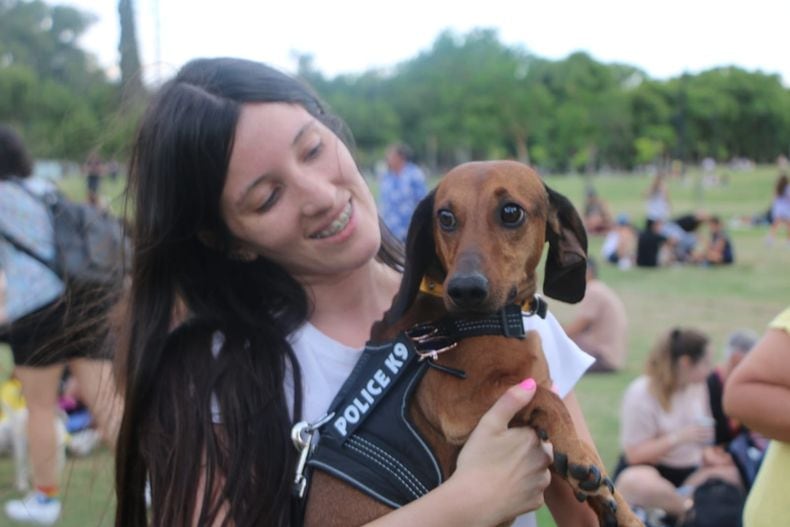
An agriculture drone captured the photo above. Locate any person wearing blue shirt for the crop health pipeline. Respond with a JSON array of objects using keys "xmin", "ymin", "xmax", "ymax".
[{"xmin": 378, "ymin": 143, "xmax": 428, "ymax": 241}]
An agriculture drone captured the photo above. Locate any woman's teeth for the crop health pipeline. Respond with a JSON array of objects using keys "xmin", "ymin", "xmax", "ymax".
[{"xmin": 311, "ymin": 202, "xmax": 352, "ymax": 239}]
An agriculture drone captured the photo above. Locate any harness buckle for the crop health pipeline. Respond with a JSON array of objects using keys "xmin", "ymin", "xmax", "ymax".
[
  {"xmin": 291, "ymin": 412, "xmax": 335, "ymax": 498},
  {"xmin": 406, "ymin": 324, "xmax": 439, "ymax": 343}
]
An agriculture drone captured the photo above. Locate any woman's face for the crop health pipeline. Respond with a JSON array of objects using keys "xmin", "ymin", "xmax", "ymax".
[
  {"xmin": 678, "ymin": 348, "xmax": 712, "ymax": 385},
  {"xmin": 220, "ymin": 103, "xmax": 381, "ymax": 284}
]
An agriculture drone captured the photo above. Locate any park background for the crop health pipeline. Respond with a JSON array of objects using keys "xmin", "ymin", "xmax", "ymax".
[{"xmin": 2, "ymin": 1, "xmax": 790, "ymax": 525}]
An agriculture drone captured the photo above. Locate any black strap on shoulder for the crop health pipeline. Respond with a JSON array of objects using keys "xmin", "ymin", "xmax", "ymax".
[{"xmin": 298, "ymin": 301, "xmax": 549, "ymax": 509}]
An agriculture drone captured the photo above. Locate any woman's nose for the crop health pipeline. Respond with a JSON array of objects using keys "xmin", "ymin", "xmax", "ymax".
[{"xmin": 296, "ymin": 167, "xmax": 336, "ymax": 217}]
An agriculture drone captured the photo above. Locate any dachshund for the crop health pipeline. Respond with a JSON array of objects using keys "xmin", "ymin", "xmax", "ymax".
[{"xmin": 302, "ymin": 161, "xmax": 642, "ymax": 527}]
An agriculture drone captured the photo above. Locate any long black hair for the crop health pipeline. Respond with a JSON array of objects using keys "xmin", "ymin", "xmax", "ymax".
[{"xmin": 115, "ymin": 57, "xmax": 403, "ymax": 526}]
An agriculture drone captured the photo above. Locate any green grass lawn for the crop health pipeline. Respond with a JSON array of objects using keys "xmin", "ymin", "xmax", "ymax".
[{"xmin": 1, "ymin": 165, "xmax": 788, "ymax": 526}]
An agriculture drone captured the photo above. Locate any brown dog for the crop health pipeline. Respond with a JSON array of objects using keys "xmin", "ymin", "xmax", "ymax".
[{"xmin": 302, "ymin": 161, "xmax": 641, "ymax": 526}]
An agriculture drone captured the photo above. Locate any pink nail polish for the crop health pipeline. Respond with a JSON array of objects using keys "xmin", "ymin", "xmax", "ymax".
[{"xmin": 519, "ymin": 378, "xmax": 536, "ymax": 392}]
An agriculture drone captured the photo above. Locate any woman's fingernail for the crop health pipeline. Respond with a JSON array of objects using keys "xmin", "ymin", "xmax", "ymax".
[
  {"xmin": 551, "ymin": 383, "xmax": 560, "ymax": 394},
  {"xmin": 519, "ymin": 378, "xmax": 536, "ymax": 392}
]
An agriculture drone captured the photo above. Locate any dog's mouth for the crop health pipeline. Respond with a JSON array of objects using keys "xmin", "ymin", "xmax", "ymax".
[
  {"xmin": 444, "ymin": 289, "xmax": 516, "ymax": 316},
  {"xmin": 506, "ymin": 286, "xmax": 518, "ymax": 304}
]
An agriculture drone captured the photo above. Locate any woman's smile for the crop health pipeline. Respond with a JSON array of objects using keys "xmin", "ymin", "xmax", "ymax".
[{"xmin": 310, "ymin": 200, "xmax": 354, "ymax": 240}]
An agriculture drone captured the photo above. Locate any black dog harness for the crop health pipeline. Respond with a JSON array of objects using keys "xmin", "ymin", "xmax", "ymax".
[{"xmin": 292, "ymin": 298, "xmax": 547, "ymax": 509}]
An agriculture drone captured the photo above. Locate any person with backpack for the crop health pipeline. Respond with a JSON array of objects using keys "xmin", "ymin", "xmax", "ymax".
[{"xmin": 0, "ymin": 124, "xmax": 122, "ymax": 525}]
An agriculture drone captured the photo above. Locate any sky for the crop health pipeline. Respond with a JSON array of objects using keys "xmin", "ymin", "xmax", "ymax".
[{"xmin": 62, "ymin": 0, "xmax": 790, "ymax": 86}]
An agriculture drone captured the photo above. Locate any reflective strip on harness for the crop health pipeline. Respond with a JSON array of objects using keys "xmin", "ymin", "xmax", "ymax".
[{"xmin": 305, "ymin": 334, "xmax": 442, "ymax": 508}]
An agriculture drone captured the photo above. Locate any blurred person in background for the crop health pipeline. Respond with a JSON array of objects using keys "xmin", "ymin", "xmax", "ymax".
[
  {"xmin": 82, "ymin": 149, "xmax": 103, "ymax": 207},
  {"xmin": 377, "ymin": 142, "xmax": 428, "ymax": 241},
  {"xmin": 613, "ymin": 328, "xmax": 739, "ymax": 525},
  {"xmin": 0, "ymin": 124, "xmax": 121, "ymax": 525},
  {"xmin": 645, "ymin": 172, "xmax": 671, "ymax": 222},
  {"xmin": 708, "ymin": 330, "xmax": 759, "ymax": 446},
  {"xmin": 582, "ymin": 184, "xmax": 613, "ymax": 235},
  {"xmin": 724, "ymin": 306, "xmax": 790, "ymax": 527},
  {"xmin": 765, "ymin": 172, "xmax": 790, "ymax": 246},
  {"xmin": 601, "ymin": 213, "xmax": 637, "ymax": 269},
  {"xmin": 563, "ymin": 258, "xmax": 628, "ymax": 372},
  {"xmin": 693, "ymin": 216, "xmax": 734, "ymax": 266}
]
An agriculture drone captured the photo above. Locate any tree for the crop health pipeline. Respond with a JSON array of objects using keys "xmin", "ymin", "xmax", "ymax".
[{"xmin": 118, "ymin": 0, "xmax": 144, "ymax": 106}]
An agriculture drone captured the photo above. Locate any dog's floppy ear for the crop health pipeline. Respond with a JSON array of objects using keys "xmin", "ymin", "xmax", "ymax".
[
  {"xmin": 543, "ymin": 185, "xmax": 588, "ymax": 303},
  {"xmin": 383, "ymin": 190, "xmax": 441, "ymax": 325}
]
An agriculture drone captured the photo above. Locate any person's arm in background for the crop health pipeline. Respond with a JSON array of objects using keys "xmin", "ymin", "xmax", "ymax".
[
  {"xmin": 724, "ymin": 316, "xmax": 790, "ymax": 442},
  {"xmin": 543, "ymin": 391, "xmax": 598, "ymax": 526}
]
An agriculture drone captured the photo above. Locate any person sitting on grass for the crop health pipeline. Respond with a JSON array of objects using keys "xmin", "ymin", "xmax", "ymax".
[
  {"xmin": 563, "ymin": 258, "xmax": 628, "ymax": 373},
  {"xmin": 613, "ymin": 328, "xmax": 742, "ymax": 525},
  {"xmin": 693, "ymin": 216, "xmax": 734, "ymax": 266}
]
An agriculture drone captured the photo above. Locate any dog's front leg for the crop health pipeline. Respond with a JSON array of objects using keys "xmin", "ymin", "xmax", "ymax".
[{"xmin": 519, "ymin": 388, "xmax": 642, "ymax": 527}]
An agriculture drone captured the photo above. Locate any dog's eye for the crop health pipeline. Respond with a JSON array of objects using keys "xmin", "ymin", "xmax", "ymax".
[
  {"xmin": 500, "ymin": 203, "xmax": 525, "ymax": 227},
  {"xmin": 437, "ymin": 209, "xmax": 457, "ymax": 231}
]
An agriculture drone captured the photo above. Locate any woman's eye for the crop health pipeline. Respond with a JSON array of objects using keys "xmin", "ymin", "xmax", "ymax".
[
  {"xmin": 500, "ymin": 203, "xmax": 525, "ymax": 227},
  {"xmin": 257, "ymin": 188, "xmax": 280, "ymax": 212},
  {"xmin": 437, "ymin": 209, "xmax": 457, "ymax": 231},
  {"xmin": 305, "ymin": 142, "xmax": 323, "ymax": 161}
]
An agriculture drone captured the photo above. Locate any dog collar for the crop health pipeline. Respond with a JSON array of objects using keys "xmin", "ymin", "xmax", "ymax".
[{"xmin": 419, "ymin": 277, "xmax": 548, "ymax": 318}]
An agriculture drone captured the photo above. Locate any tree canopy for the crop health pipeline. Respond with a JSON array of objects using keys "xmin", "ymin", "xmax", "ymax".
[{"xmin": 2, "ymin": 4, "xmax": 789, "ymax": 172}]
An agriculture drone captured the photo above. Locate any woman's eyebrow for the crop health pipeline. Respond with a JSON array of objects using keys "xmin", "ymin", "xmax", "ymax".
[
  {"xmin": 235, "ymin": 120, "xmax": 317, "ymax": 208},
  {"xmin": 292, "ymin": 119, "xmax": 316, "ymax": 146}
]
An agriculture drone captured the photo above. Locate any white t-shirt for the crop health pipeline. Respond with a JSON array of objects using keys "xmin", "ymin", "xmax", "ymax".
[
  {"xmin": 285, "ymin": 309, "xmax": 594, "ymax": 527},
  {"xmin": 211, "ymin": 310, "xmax": 592, "ymax": 526}
]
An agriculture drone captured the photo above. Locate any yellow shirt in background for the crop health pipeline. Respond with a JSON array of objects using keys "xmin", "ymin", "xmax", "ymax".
[{"xmin": 743, "ymin": 306, "xmax": 790, "ymax": 527}]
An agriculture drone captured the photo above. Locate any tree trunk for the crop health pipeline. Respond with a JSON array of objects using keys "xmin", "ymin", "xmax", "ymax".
[
  {"xmin": 514, "ymin": 128, "xmax": 530, "ymax": 165},
  {"xmin": 118, "ymin": 0, "xmax": 145, "ymax": 107}
]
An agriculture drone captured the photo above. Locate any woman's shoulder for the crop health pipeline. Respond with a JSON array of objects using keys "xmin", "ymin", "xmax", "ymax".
[{"xmin": 624, "ymin": 375, "xmax": 650, "ymax": 396}]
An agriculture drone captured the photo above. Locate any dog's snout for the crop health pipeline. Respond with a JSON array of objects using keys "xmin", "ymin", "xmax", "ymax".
[{"xmin": 447, "ymin": 272, "xmax": 489, "ymax": 308}]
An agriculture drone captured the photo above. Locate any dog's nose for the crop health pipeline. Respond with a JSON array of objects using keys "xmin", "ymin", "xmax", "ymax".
[{"xmin": 447, "ymin": 273, "xmax": 489, "ymax": 308}]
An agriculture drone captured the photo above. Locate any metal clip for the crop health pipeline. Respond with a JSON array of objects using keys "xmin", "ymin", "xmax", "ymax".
[{"xmin": 291, "ymin": 412, "xmax": 335, "ymax": 499}]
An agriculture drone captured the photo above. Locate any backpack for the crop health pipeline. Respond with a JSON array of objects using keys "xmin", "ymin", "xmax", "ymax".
[
  {"xmin": 1, "ymin": 180, "xmax": 129, "ymax": 291},
  {"xmin": 680, "ymin": 478, "xmax": 744, "ymax": 527}
]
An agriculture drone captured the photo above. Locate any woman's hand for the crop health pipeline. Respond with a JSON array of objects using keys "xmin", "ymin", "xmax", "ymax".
[{"xmin": 451, "ymin": 379, "xmax": 552, "ymax": 525}]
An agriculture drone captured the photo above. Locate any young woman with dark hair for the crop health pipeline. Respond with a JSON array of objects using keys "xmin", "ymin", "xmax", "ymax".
[{"xmin": 116, "ymin": 57, "xmax": 601, "ymax": 526}]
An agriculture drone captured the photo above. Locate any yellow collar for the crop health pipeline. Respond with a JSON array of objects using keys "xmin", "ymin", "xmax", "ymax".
[{"xmin": 419, "ymin": 277, "xmax": 537, "ymax": 312}]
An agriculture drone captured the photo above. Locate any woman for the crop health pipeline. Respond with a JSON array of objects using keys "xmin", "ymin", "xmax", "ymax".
[
  {"xmin": 0, "ymin": 124, "xmax": 121, "ymax": 525},
  {"xmin": 115, "ymin": 57, "xmax": 602, "ymax": 526},
  {"xmin": 767, "ymin": 173, "xmax": 790, "ymax": 245},
  {"xmin": 724, "ymin": 306, "xmax": 790, "ymax": 527},
  {"xmin": 645, "ymin": 172, "xmax": 671, "ymax": 222},
  {"xmin": 614, "ymin": 328, "xmax": 740, "ymax": 522}
]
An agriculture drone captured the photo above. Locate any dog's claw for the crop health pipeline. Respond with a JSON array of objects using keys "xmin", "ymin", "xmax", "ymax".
[
  {"xmin": 569, "ymin": 463, "xmax": 589, "ymax": 480},
  {"xmin": 537, "ymin": 428, "xmax": 549, "ymax": 441},
  {"xmin": 604, "ymin": 476, "xmax": 615, "ymax": 494},
  {"xmin": 553, "ymin": 452, "xmax": 568, "ymax": 477},
  {"xmin": 602, "ymin": 511, "xmax": 618, "ymax": 527},
  {"xmin": 574, "ymin": 491, "xmax": 587, "ymax": 503},
  {"xmin": 573, "ymin": 463, "xmax": 602, "ymax": 492}
]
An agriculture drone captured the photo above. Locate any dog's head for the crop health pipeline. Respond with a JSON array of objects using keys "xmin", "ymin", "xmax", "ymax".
[{"xmin": 388, "ymin": 161, "xmax": 587, "ymax": 321}]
